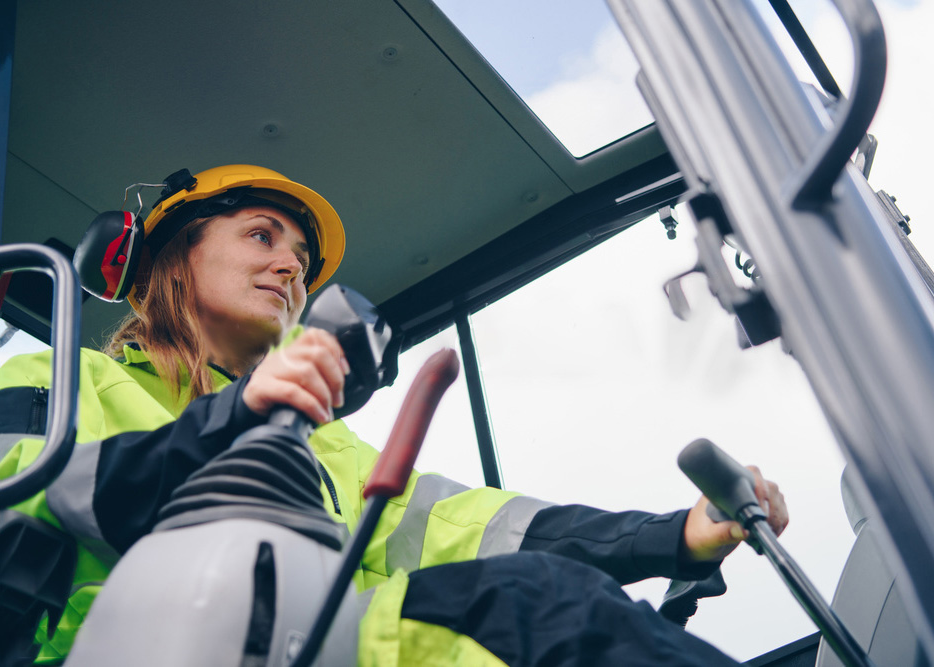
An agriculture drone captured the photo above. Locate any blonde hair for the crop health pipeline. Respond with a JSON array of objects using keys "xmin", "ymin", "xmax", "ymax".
[{"xmin": 105, "ymin": 217, "xmax": 216, "ymax": 399}]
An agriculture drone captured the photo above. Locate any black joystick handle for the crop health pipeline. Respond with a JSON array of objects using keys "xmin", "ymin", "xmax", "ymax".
[
  {"xmin": 270, "ymin": 284, "xmax": 399, "ymax": 442},
  {"xmin": 156, "ymin": 285, "xmax": 398, "ymax": 547},
  {"xmin": 677, "ymin": 438, "xmax": 766, "ymax": 528}
]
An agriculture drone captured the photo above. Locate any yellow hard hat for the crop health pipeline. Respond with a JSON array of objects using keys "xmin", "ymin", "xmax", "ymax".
[{"xmin": 128, "ymin": 164, "xmax": 345, "ymax": 308}]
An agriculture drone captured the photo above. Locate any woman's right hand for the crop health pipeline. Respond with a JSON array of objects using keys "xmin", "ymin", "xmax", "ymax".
[{"xmin": 241, "ymin": 327, "xmax": 350, "ymax": 424}]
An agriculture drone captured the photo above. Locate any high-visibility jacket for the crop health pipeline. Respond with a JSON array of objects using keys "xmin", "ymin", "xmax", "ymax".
[{"xmin": 0, "ymin": 344, "xmax": 715, "ymax": 665}]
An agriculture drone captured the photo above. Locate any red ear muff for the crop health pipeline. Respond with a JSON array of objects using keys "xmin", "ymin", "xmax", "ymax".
[{"xmin": 73, "ymin": 211, "xmax": 144, "ymax": 302}]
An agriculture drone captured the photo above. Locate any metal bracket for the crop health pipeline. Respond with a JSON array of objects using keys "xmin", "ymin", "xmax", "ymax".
[
  {"xmin": 875, "ymin": 189, "xmax": 910, "ymax": 235},
  {"xmin": 855, "ymin": 134, "xmax": 878, "ymax": 180},
  {"xmin": 658, "ymin": 204, "xmax": 679, "ymax": 240},
  {"xmin": 663, "ymin": 194, "xmax": 781, "ymax": 347}
]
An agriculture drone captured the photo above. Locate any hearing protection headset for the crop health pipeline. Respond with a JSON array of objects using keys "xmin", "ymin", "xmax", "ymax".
[{"xmin": 73, "ymin": 165, "xmax": 346, "ymax": 308}]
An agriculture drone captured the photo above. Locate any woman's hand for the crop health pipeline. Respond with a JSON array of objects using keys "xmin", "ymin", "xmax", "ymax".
[
  {"xmin": 242, "ymin": 327, "xmax": 350, "ymax": 424},
  {"xmin": 682, "ymin": 465, "xmax": 789, "ymax": 563}
]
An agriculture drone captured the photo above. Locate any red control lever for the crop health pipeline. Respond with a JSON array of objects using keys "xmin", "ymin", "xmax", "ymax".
[
  {"xmin": 292, "ymin": 348, "xmax": 460, "ymax": 667},
  {"xmin": 364, "ymin": 348, "xmax": 460, "ymax": 499}
]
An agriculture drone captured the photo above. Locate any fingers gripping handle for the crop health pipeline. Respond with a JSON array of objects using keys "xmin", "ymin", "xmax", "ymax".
[
  {"xmin": 363, "ymin": 349, "xmax": 460, "ymax": 499},
  {"xmin": 678, "ymin": 438, "xmax": 766, "ymax": 527}
]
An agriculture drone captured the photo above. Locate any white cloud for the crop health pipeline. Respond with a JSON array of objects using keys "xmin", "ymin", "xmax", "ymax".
[{"xmin": 525, "ymin": 24, "xmax": 654, "ymax": 156}]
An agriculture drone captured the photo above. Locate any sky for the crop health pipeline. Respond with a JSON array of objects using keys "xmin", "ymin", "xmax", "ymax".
[
  {"xmin": 432, "ymin": 0, "xmax": 653, "ymax": 156},
  {"xmin": 2, "ymin": 0, "xmax": 932, "ymax": 663}
]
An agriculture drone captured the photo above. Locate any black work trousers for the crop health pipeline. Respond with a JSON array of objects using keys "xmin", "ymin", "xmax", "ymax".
[{"xmin": 401, "ymin": 552, "xmax": 740, "ymax": 666}]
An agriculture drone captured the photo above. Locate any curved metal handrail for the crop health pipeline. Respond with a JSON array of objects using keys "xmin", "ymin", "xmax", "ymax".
[
  {"xmin": 0, "ymin": 244, "xmax": 81, "ymax": 508},
  {"xmin": 790, "ymin": 0, "xmax": 887, "ymax": 208}
]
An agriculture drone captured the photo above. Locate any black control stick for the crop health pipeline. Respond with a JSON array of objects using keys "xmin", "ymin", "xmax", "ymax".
[
  {"xmin": 267, "ymin": 284, "xmax": 399, "ymax": 437},
  {"xmin": 155, "ymin": 284, "xmax": 399, "ymax": 544},
  {"xmin": 678, "ymin": 438, "xmax": 766, "ymax": 534},
  {"xmin": 68, "ymin": 285, "xmax": 409, "ymax": 667},
  {"xmin": 678, "ymin": 439, "xmax": 874, "ymax": 667}
]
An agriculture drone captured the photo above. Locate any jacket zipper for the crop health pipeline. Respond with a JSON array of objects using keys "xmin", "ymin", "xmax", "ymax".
[
  {"xmin": 320, "ymin": 465, "xmax": 342, "ymax": 516},
  {"xmin": 28, "ymin": 387, "xmax": 48, "ymax": 435}
]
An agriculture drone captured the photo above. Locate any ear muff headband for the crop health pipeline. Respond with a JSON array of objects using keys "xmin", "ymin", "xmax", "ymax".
[{"xmin": 73, "ymin": 210, "xmax": 144, "ymax": 302}]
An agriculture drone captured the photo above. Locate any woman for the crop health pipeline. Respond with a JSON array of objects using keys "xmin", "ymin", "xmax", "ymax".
[{"xmin": 0, "ymin": 164, "xmax": 788, "ymax": 665}]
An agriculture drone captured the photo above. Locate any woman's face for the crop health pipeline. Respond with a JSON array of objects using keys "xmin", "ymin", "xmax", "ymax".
[{"xmin": 188, "ymin": 206, "xmax": 311, "ymax": 348}]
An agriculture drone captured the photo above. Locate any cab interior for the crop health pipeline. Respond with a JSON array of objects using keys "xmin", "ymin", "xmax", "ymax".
[{"xmin": 2, "ymin": 1, "xmax": 931, "ymax": 664}]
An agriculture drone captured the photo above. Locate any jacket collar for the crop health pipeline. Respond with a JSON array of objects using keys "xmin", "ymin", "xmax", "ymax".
[{"xmin": 120, "ymin": 342, "xmax": 237, "ymax": 390}]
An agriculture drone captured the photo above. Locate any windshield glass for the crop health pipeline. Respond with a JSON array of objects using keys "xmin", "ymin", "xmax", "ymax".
[
  {"xmin": 433, "ymin": 0, "xmax": 653, "ymax": 157},
  {"xmin": 346, "ymin": 0, "xmax": 933, "ymax": 660},
  {"xmin": 0, "ymin": 325, "xmax": 49, "ymax": 365}
]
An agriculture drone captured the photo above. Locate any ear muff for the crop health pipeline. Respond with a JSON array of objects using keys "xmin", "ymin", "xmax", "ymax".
[{"xmin": 73, "ymin": 210, "xmax": 144, "ymax": 302}]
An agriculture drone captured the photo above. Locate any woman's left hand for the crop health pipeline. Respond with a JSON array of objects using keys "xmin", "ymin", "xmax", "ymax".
[{"xmin": 682, "ymin": 465, "xmax": 789, "ymax": 563}]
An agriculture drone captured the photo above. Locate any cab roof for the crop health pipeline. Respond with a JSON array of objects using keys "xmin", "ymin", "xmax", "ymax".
[{"xmin": 1, "ymin": 0, "xmax": 681, "ymax": 347}]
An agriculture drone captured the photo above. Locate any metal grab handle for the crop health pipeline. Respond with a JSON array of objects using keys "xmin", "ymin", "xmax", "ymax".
[
  {"xmin": 790, "ymin": 0, "xmax": 887, "ymax": 208},
  {"xmin": 0, "ymin": 244, "xmax": 81, "ymax": 508}
]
